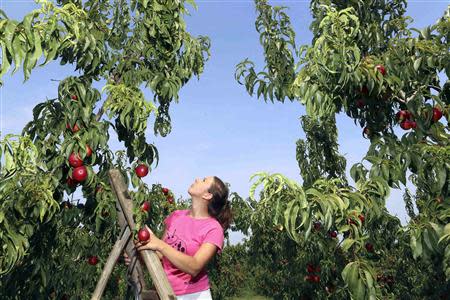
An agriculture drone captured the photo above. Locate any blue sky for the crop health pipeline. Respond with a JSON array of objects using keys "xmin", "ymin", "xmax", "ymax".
[{"xmin": 0, "ymin": 1, "xmax": 448, "ymax": 244}]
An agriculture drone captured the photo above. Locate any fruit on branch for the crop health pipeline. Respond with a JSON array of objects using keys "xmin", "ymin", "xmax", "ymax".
[
  {"xmin": 73, "ymin": 124, "xmax": 80, "ymax": 133},
  {"xmin": 305, "ymin": 275, "xmax": 320, "ymax": 283},
  {"xmin": 66, "ymin": 122, "xmax": 81, "ymax": 133},
  {"xmin": 87, "ymin": 256, "xmax": 99, "ymax": 265},
  {"xmin": 141, "ymin": 201, "xmax": 150, "ymax": 212},
  {"xmin": 400, "ymin": 120, "xmax": 416, "ymax": 130},
  {"xmin": 69, "ymin": 153, "xmax": 83, "ymax": 168},
  {"xmin": 66, "ymin": 177, "xmax": 78, "ymax": 188},
  {"xmin": 85, "ymin": 145, "xmax": 93, "ymax": 157},
  {"xmin": 348, "ymin": 218, "xmax": 357, "ymax": 225},
  {"xmin": 356, "ymin": 99, "xmax": 365, "ymax": 108},
  {"xmin": 396, "ymin": 110, "xmax": 411, "ymax": 122},
  {"xmin": 365, "ymin": 242, "xmax": 374, "ymax": 252},
  {"xmin": 135, "ymin": 164, "xmax": 149, "ymax": 178},
  {"xmin": 138, "ymin": 228, "xmax": 150, "ymax": 242},
  {"xmin": 72, "ymin": 166, "xmax": 88, "ymax": 182},
  {"xmin": 358, "ymin": 214, "xmax": 365, "ymax": 223},
  {"xmin": 313, "ymin": 221, "xmax": 321, "ymax": 231},
  {"xmin": 432, "ymin": 107, "xmax": 443, "ymax": 122},
  {"xmin": 375, "ymin": 64, "xmax": 386, "ymax": 76},
  {"xmin": 360, "ymin": 86, "xmax": 369, "ymax": 95}
]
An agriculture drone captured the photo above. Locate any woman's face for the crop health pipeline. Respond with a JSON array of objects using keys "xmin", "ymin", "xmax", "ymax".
[{"xmin": 188, "ymin": 176, "xmax": 214, "ymax": 199}]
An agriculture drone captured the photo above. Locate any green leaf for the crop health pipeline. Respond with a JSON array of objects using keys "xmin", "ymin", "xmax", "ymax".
[
  {"xmin": 364, "ymin": 269, "xmax": 373, "ymax": 289},
  {"xmin": 414, "ymin": 57, "xmax": 422, "ymax": 71},
  {"xmin": 0, "ymin": 41, "xmax": 11, "ymax": 79},
  {"xmin": 30, "ymin": 30, "xmax": 42, "ymax": 68},
  {"xmin": 341, "ymin": 238, "xmax": 355, "ymax": 252},
  {"xmin": 39, "ymin": 204, "xmax": 47, "ymax": 222},
  {"xmin": 411, "ymin": 233, "xmax": 423, "ymax": 259},
  {"xmin": 436, "ymin": 165, "xmax": 446, "ymax": 191},
  {"xmin": 11, "ymin": 34, "xmax": 24, "ymax": 75}
]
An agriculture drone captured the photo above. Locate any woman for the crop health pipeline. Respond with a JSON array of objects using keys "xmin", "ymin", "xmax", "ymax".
[{"xmin": 135, "ymin": 176, "xmax": 232, "ymax": 300}]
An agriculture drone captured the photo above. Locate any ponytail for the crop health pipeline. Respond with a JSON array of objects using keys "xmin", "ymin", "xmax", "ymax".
[
  {"xmin": 207, "ymin": 176, "xmax": 233, "ymax": 231},
  {"xmin": 216, "ymin": 201, "xmax": 232, "ymax": 231}
]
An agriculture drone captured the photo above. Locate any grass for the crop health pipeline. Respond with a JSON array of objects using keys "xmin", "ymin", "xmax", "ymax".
[
  {"xmin": 227, "ymin": 286, "xmax": 271, "ymax": 300},
  {"xmin": 229, "ymin": 295, "xmax": 270, "ymax": 300}
]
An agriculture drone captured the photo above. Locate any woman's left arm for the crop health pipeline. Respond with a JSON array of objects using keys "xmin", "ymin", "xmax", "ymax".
[{"xmin": 135, "ymin": 226, "xmax": 217, "ymax": 277}]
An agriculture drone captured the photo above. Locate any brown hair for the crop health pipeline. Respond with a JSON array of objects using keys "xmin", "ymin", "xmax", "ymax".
[{"xmin": 207, "ymin": 176, "xmax": 233, "ymax": 231}]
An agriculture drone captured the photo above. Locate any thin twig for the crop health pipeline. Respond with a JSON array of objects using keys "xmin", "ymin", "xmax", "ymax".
[
  {"xmin": 428, "ymin": 85, "xmax": 441, "ymax": 93},
  {"xmin": 406, "ymin": 90, "xmax": 419, "ymax": 103},
  {"xmin": 95, "ymin": 73, "xmax": 121, "ymax": 121},
  {"xmin": 95, "ymin": 101, "xmax": 107, "ymax": 122},
  {"xmin": 394, "ymin": 89, "xmax": 419, "ymax": 104}
]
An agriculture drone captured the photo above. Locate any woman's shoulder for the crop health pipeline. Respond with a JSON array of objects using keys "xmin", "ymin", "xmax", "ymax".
[
  {"xmin": 204, "ymin": 217, "xmax": 223, "ymax": 232},
  {"xmin": 178, "ymin": 209, "xmax": 190, "ymax": 215},
  {"xmin": 164, "ymin": 209, "xmax": 188, "ymax": 226},
  {"xmin": 170, "ymin": 209, "xmax": 189, "ymax": 218}
]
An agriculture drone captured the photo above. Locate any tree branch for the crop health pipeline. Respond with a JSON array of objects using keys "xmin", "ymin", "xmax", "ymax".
[
  {"xmin": 95, "ymin": 73, "xmax": 121, "ymax": 121},
  {"xmin": 428, "ymin": 85, "xmax": 441, "ymax": 93},
  {"xmin": 95, "ymin": 101, "xmax": 107, "ymax": 122},
  {"xmin": 394, "ymin": 89, "xmax": 420, "ymax": 104},
  {"xmin": 406, "ymin": 90, "xmax": 419, "ymax": 103}
]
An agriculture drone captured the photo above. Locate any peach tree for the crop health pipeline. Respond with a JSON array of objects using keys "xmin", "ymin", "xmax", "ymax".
[
  {"xmin": 0, "ymin": 0, "xmax": 209, "ymax": 298},
  {"xmin": 234, "ymin": 0, "xmax": 449, "ymax": 298}
]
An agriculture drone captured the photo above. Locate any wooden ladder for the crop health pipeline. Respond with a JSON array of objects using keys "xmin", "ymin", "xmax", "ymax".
[{"xmin": 91, "ymin": 169, "xmax": 176, "ymax": 300}]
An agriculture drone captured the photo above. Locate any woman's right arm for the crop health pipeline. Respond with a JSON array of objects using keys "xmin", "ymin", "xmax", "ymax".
[
  {"xmin": 155, "ymin": 228, "xmax": 167, "ymax": 260},
  {"xmin": 123, "ymin": 228, "xmax": 166, "ymax": 264}
]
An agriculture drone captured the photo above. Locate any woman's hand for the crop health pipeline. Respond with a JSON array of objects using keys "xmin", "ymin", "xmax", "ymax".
[
  {"xmin": 135, "ymin": 225, "xmax": 165, "ymax": 252},
  {"xmin": 122, "ymin": 252, "xmax": 131, "ymax": 266}
]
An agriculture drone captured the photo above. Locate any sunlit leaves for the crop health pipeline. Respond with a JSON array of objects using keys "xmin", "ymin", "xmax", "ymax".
[
  {"xmin": 0, "ymin": 1, "xmax": 105, "ymax": 82},
  {"xmin": 103, "ymin": 83, "xmax": 156, "ymax": 134},
  {"xmin": 296, "ymin": 115, "xmax": 347, "ymax": 188},
  {"xmin": 342, "ymin": 261, "xmax": 380, "ymax": 300},
  {"xmin": 0, "ymin": 0, "xmax": 210, "ymax": 297},
  {"xmin": 0, "ymin": 135, "xmax": 59, "ymax": 275},
  {"xmin": 237, "ymin": 0, "xmax": 449, "ymax": 297},
  {"xmin": 235, "ymin": 0, "xmax": 296, "ymax": 103},
  {"xmin": 249, "ymin": 172, "xmax": 386, "ymax": 248}
]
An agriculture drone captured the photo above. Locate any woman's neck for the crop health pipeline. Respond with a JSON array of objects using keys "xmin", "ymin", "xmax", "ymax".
[{"xmin": 189, "ymin": 200, "xmax": 210, "ymax": 219}]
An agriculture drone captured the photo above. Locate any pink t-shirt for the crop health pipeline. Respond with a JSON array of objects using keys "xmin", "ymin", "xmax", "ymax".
[{"xmin": 161, "ymin": 209, "xmax": 224, "ymax": 296}]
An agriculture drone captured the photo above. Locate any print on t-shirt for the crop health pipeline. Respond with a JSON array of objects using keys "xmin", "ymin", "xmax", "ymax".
[
  {"xmin": 165, "ymin": 228, "xmax": 201, "ymax": 285},
  {"xmin": 166, "ymin": 229, "xmax": 187, "ymax": 254}
]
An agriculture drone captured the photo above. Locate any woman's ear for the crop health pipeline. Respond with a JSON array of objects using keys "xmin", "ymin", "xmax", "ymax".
[{"xmin": 202, "ymin": 192, "xmax": 213, "ymax": 201}]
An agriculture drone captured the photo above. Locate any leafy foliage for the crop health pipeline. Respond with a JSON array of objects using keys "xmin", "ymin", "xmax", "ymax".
[
  {"xmin": 0, "ymin": 0, "xmax": 210, "ymax": 298},
  {"xmin": 208, "ymin": 243, "xmax": 249, "ymax": 300},
  {"xmin": 235, "ymin": 0, "xmax": 296, "ymax": 103},
  {"xmin": 0, "ymin": 135, "xmax": 59, "ymax": 275},
  {"xmin": 296, "ymin": 115, "xmax": 347, "ymax": 188},
  {"xmin": 234, "ymin": 0, "xmax": 450, "ymax": 298}
]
